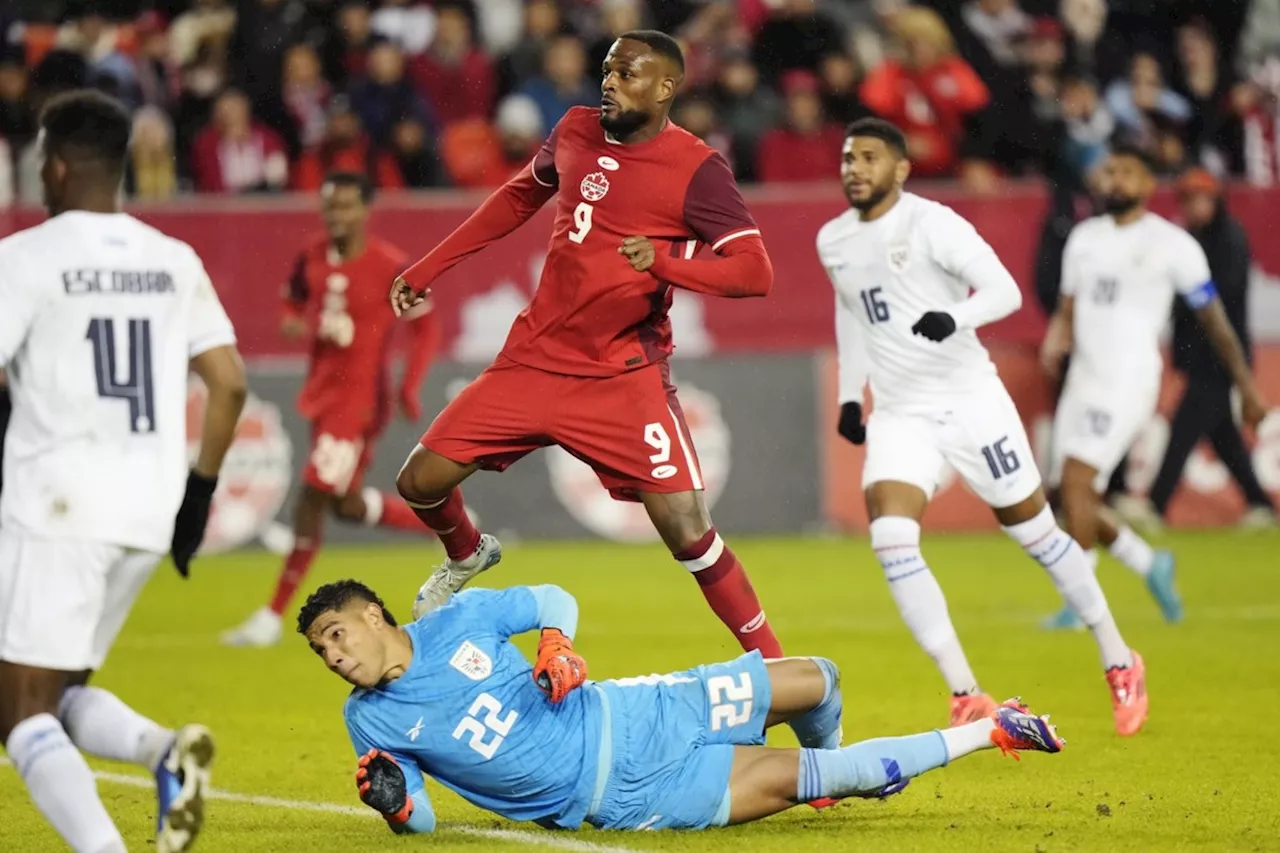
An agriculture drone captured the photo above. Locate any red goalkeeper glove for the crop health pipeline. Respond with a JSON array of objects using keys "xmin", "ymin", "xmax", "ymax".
[
  {"xmin": 532, "ymin": 628, "xmax": 587, "ymax": 703},
  {"xmin": 355, "ymin": 749, "xmax": 413, "ymax": 826}
]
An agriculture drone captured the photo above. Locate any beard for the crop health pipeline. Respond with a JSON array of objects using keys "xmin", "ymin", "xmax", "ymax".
[
  {"xmin": 845, "ymin": 180, "xmax": 894, "ymax": 213},
  {"xmin": 599, "ymin": 106, "xmax": 650, "ymax": 139},
  {"xmin": 1102, "ymin": 192, "xmax": 1141, "ymax": 216}
]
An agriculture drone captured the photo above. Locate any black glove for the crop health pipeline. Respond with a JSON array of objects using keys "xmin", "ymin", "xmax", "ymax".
[
  {"xmin": 837, "ymin": 401, "xmax": 865, "ymax": 446},
  {"xmin": 356, "ymin": 750, "xmax": 412, "ymax": 824},
  {"xmin": 911, "ymin": 311, "xmax": 957, "ymax": 343},
  {"xmin": 170, "ymin": 470, "xmax": 217, "ymax": 578}
]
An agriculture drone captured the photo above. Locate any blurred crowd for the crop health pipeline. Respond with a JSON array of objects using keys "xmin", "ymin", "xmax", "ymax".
[{"xmin": 0, "ymin": 0, "xmax": 1277, "ymax": 203}]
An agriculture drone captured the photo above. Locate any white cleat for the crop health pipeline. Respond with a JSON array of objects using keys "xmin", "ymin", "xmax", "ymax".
[
  {"xmin": 412, "ymin": 533, "xmax": 503, "ymax": 620},
  {"xmin": 156, "ymin": 724, "xmax": 215, "ymax": 853},
  {"xmin": 1239, "ymin": 506, "xmax": 1278, "ymax": 531},
  {"xmin": 219, "ymin": 607, "xmax": 283, "ymax": 648}
]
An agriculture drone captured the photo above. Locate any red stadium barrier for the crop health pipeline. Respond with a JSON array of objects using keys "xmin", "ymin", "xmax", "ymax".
[{"xmin": 4, "ymin": 181, "xmax": 1277, "ymax": 358}]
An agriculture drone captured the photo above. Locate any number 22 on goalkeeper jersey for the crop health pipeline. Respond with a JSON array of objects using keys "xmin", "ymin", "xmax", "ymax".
[{"xmin": 342, "ymin": 588, "xmax": 601, "ymax": 828}]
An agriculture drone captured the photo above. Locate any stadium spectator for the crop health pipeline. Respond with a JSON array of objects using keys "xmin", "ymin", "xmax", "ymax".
[
  {"xmin": 1237, "ymin": 0, "xmax": 1280, "ymax": 77},
  {"xmin": 1173, "ymin": 19, "xmax": 1244, "ymax": 176},
  {"xmin": 389, "ymin": 117, "xmax": 442, "ymax": 187},
  {"xmin": 474, "ymin": 0, "xmax": 525, "ymax": 56},
  {"xmin": 279, "ymin": 43, "xmax": 333, "ymax": 155},
  {"xmin": 1059, "ymin": 0, "xmax": 1126, "ymax": 84},
  {"xmin": 292, "ymin": 95, "xmax": 402, "ymax": 191},
  {"xmin": 817, "ymin": 52, "xmax": 869, "ymax": 126},
  {"xmin": 712, "ymin": 46, "xmax": 781, "ymax": 181},
  {"xmin": 127, "ymin": 104, "xmax": 178, "ymax": 200},
  {"xmin": 589, "ymin": 0, "xmax": 645, "ymax": 76},
  {"xmin": 168, "ymin": 0, "xmax": 236, "ymax": 69},
  {"xmin": 518, "ymin": 33, "xmax": 596, "ymax": 132},
  {"xmin": 349, "ymin": 39, "xmax": 434, "ymax": 148},
  {"xmin": 56, "ymin": 9, "xmax": 139, "ymax": 107},
  {"xmin": 671, "ymin": 92, "xmax": 733, "ymax": 165},
  {"xmin": 439, "ymin": 92, "xmax": 543, "ymax": 188},
  {"xmin": 1238, "ymin": 58, "xmax": 1280, "ymax": 186},
  {"xmin": 371, "ymin": 0, "xmax": 437, "ymax": 56},
  {"xmin": 752, "ymin": 0, "xmax": 844, "ymax": 84},
  {"xmin": 1105, "ymin": 53, "xmax": 1192, "ymax": 172},
  {"xmin": 755, "ymin": 69, "xmax": 843, "ymax": 183},
  {"xmin": 322, "ymin": 1, "xmax": 378, "ymax": 89},
  {"xmin": 408, "ymin": 2, "xmax": 495, "ymax": 126},
  {"xmin": 502, "ymin": 0, "xmax": 565, "ymax": 98},
  {"xmin": 228, "ymin": 0, "xmax": 320, "ymax": 112},
  {"xmin": 859, "ymin": 6, "xmax": 990, "ymax": 178},
  {"xmin": 133, "ymin": 11, "xmax": 180, "ymax": 114},
  {"xmin": 191, "ymin": 88, "xmax": 289, "ymax": 193},
  {"xmin": 1141, "ymin": 168, "xmax": 1277, "ymax": 529},
  {"xmin": 0, "ymin": 49, "xmax": 35, "ymax": 151}
]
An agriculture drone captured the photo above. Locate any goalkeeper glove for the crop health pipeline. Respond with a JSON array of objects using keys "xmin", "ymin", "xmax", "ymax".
[
  {"xmin": 837, "ymin": 401, "xmax": 865, "ymax": 446},
  {"xmin": 911, "ymin": 311, "xmax": 957, "ymax": 343},
  {"xmin": 533, "ymin": 628, "xmax": 588, "ymax": 703},
  {"xmin": 356, "ymin": 749, "xmax": 413, "ymax": 826},
  {"xmin": 170, "ymin": 470, "xmax": 217, "ymax": 578}
]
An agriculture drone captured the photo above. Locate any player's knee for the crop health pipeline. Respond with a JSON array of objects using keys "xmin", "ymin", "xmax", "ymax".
[
  {"xmin": 868, "ymin": 516, "xmax": 922, "ymax": 554},
  {"xmin": 396, "ymin": 447, "xmax": 456, "ymax": 503},
  {"xmin": 808, "ymin": 656, "xmax": 840, "ymax": 700}
]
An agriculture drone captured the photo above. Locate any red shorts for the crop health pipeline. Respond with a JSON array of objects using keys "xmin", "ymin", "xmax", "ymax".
[
  {"xmin": 423, "ymin": 356, "xmax": 704, "ymax": 501},
  {"xmin": 302, "ymin": 415, "xmax": 380, "ymax": 496}
]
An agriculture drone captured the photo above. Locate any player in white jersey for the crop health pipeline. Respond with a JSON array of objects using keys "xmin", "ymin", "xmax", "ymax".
[
  {"xmin": 818, "ymin": 118, "xmax": 1147, "ymax": 737},
  {"xmin": 1040, "ymin": 143, "xmax": 1267, "ymax": 629},
  {"xmin": 0, "ymin": 91, "xmax": 247, "ymax": 853}
]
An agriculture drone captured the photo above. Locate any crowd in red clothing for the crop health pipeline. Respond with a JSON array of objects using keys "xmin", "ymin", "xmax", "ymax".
[{"xmin": 0, "ymin": 0, "xmax": 1275, "ymax": 204}]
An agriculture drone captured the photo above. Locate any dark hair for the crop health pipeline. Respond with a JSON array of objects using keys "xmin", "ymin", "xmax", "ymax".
[
  {"xmin": 297, "ymin": 579, "xmax": 398, "ymax": 635},
  {"xmin": 39, "ymin": 88, "xmax": 131, "ymax": 172},
  {"xmin": 618, "ymin": 29, "xmax": 685, "ymax": 74},
  {"xmin": 845, "ymin": 117, "xmax": 907, "ymax": 158},
  {"xmin": 1108, "ymin": 139, "xmax": 1157, "ymax": 174},
  {"xmin": 322, "ymin": 170, "xmax": 374, "ymax": 204}
]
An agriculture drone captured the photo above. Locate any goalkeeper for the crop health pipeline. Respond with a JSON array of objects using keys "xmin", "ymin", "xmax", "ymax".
[{"xmin": 299, "ymin": 580, "xmax": 1064, "ymax": 834}]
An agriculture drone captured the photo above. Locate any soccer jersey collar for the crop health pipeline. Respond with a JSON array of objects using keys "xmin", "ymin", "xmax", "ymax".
[{"xmin": 603, "ymin": 118, "xmax": 672, "ymax": 148}]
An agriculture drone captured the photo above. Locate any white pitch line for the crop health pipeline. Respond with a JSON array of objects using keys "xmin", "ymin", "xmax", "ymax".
[{"xmin": 0, "ymin": 758, "xmax": 637, "ymax": 853}]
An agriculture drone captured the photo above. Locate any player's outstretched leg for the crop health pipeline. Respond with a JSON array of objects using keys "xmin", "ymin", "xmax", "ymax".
[
  {"xmin": 866, "ymin": 481, "xmax": 995, "ymax": 725},
  {"xmin": 725, "ymin": 698, "xmax": 1064, "ymax": 825},
  {"xmin": 397, "ymin": 445, "xmax": 501, "ymax": 616},
  {"xmin": 997, "ymin": 481, "xmax": 1148, "ymax": 736},
  {"xmin": 58, "ymin": 679, "xmax": 215, "ymax": 853},
  {"xmin": 641, "ymin": 490, "xmax": 783, "ymax": 658},
  {"xmin": 0, "ymin": 663, "xmax": 127, "ymax": 853}
]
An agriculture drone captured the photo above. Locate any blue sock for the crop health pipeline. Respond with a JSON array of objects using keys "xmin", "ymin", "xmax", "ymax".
[
  {"xmin": 797, "ymin": 732, "xmax": 948, "ymax": 801},
  {"xmin": 788, "ymin": 657, "xmax": 843, "ymax": 750}
]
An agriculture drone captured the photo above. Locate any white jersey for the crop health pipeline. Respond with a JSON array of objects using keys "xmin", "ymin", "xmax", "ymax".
[
  {"xmin": 817, "ymin": 192, "xmax": 1023, "ymax": 412},
  {"xmin": 0, "ymin": 211, "xmax": 236, "ymax": 553},
  {"xmin": 1061, "ymin": 211, "xmax": 1214, "ymax": 390}
]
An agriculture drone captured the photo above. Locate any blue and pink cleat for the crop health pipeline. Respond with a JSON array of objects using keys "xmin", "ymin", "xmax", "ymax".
[{"xmin": 990, "ymin": 698, "xmax": 1065, "ymax": 759}]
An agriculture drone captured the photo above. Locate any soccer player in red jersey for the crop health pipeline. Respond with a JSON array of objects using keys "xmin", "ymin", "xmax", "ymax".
[
  {"xmin": 223, "ymin": 172, "xmax": 439, "ymax": 647},
  {"xmin": 390, "ymin": 31, "xmax": 784, "ymax": 659}
]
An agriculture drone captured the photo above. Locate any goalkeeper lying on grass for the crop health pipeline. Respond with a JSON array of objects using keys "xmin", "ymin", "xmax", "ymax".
[{"xmin": 298, "ymin": 579, "xmax": 1064, "ymax": 834}]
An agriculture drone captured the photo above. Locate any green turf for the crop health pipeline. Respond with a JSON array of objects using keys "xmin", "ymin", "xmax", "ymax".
[{"xmin": 2, "ymin": 531, "xmax": 1279, "ymax": 853}]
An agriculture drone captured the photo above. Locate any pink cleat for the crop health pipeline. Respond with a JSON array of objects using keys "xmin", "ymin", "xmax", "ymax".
[
  {"xmin": 1106, "ymin": 650, "xmax": 1148, "ymax": 737},
  {"xmin": 949, "ymin": 691, "xmax": 997, "ymax": 727}
]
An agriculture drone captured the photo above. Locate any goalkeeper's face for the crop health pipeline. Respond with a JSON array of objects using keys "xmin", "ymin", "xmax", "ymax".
[{"xmin": 305, "ymin": 602, "xmax": 394, "ymax": 689}]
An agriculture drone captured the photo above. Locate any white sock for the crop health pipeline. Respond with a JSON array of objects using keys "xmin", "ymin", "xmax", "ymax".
[
  {"xmin": 1108, "ymin": 525, "xmax": 1155, "ymax": 577},
  {"xmin": 59, "ymin": 685, "xmax": 175, "ymax": 773},
  {"xmin": 361, "ymin": 486, "xmax": 383, "ymax": 527},
  {"xmin": 6, "ymin": 713, "xmax": 125, "ymax": 853},
  {"xmin": 1003, "ymin": 507, "xmax": 1133, "ymax": 670},
  {"xmin": 939, "ymin": 717, "xmax": 996, "ymax": 761},
  {"xmin": 870, "ymin": 516, "xmax": 980, "ymax": 696}
]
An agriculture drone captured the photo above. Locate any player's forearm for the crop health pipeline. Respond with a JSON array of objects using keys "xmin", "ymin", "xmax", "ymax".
[
  {"xmin": 1196, "ymin": 300, "xmax": 1256, "ymax": 392},
  {"xmin": 648, "ymin": 236, "xmax": 773, "ymax": 298},
  {"xmin": 948, "ymin": 252, "xmax": 1022, "ymax": 330},
  {"xmin": 401, "ymin": 166, "xmax": 553, "ymax": 290},
  {"xmin": 528, "ymin": 584, "xmax": 579, "ymax": 639},
  {"xmin": 190, "ymin": 345, "xmax": 247, "ymax": 479}
]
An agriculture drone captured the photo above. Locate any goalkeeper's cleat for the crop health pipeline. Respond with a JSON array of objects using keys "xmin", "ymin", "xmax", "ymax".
[
  {"xmin": 219, "ymin": 606, "xmax": 283, "ymax": 648},
  {"xmin": 1145, "ymin": 551, "xmax": 1183, "ymax": 624},
  {"xmin": 412, "ymin": 533, "xmax": 503, "ymax": 619},
  {"xmin": 1040, "ymin": 603, "xmax": 1086, "ymax": 632},
  {"xmin": 1106, "ymin": 650, "xmax": 1148, "ymax": 737},
  {"xmin": 808, "ymin": 778, "xmax": 910, "ymax": 811},
  {"xmin": 156, "ymin": 724, "xmax": 215, "ymax": 853},
  {"xmin": 949, "ymin": 691, "xmax": 997, "ymax": 727},
  {"xmin": 989, "ymin": 698, "xmax": 1065, "ymax": 759}
]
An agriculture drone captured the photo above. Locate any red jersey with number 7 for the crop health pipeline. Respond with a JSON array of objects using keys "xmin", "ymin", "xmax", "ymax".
[{"xmin": 401, "ymin": 106, "xmax": 765, "ymax": 377}]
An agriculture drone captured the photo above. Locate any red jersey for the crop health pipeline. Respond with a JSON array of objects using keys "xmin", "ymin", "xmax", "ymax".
[
  {"xmin": 402, "ymin": 106, "xmax": 771, "ymax": 377},
  {"xmin": 285, "ymin": 235, "xmax": 432, "ymax": 430}
]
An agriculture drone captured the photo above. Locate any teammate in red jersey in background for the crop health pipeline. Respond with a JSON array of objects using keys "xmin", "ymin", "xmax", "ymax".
[
  {"xmin": 223, "ymin": 172, "xmax": 439, "ymax": 647},
  {"xmin": 390, "ymin": 31, "xmax": 785, "ymax": 659}
]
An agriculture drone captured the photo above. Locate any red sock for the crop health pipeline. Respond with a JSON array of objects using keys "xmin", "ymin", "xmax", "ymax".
[
  {"xmin": 405, "ymin": 486, "xmax": 481, "ymax": 560},
  {"xmin": 369, "ymin": 491, "xmax": 430, "ymax": 534},
  {"xmin": 674, "ymin": 528, "xmax": 783, "ymax": 658},
  {"xmin": 270, "ymin": 540, "xmax": 318, "ymax": 616}
]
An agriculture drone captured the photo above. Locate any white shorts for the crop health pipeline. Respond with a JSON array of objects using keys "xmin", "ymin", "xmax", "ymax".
[
  {"xmin": 1049, "ymin": 378, "xmax": 1159, "ymax": 493},
  {"xmin": 862, "ymin": 382, "xmax": 1042, "ymax": 508},
  {"xmin": 0, "ymin": 528, "xmax": 162, "ymax": 671}
]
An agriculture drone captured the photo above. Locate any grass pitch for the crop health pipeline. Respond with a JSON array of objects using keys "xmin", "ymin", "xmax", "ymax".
[{"xmin": 2, "ymin": 530, "xmax": 1278, "ymax": 852}]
